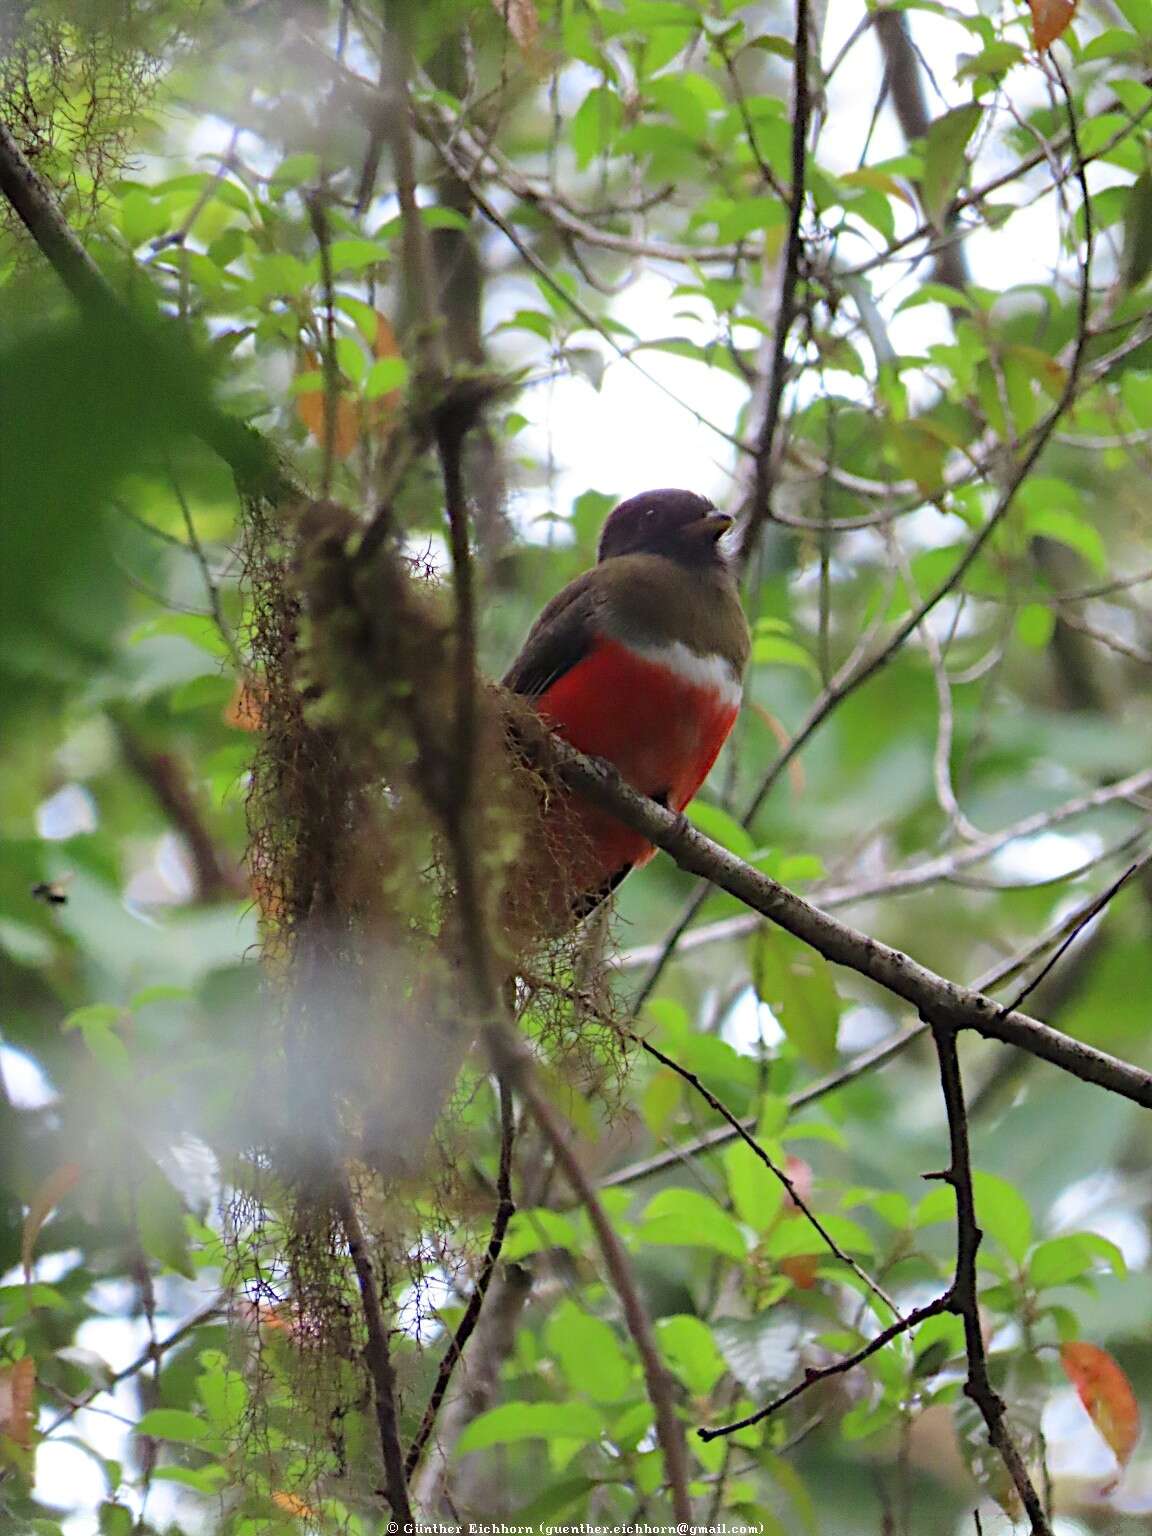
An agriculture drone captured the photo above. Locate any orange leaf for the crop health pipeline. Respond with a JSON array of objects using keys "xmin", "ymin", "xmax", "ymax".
[
  {"xmin": 0, "ymin": 1358, "xmax": 36, "ymax": 1448},
  {"xmin": 777, "ymin": 1157, "xmax": 819, "ymax": 1289},
  {"xmin": 1061, "ymin": 1341, "xmax": 1141, "ymax": 1476},
  {"xmin": 271, "ymin": 1491, "xmax": 317, "ymax": 1517},
  {"xmin": 1027, "ymin": 0, "xmax": 1077, "ymax": 50},
  {"xmin": 372, "ymin": 311, "xmax": 398, "ymax": 361},
  {"xmin": 224, "ymin": 678, "xmax": 265, "ymax": 732},
  {"xmin": 491, "ymin": 0, "xmax": 540, "ymax": 54},
  {"xmin": 22, "ymin": 1163, "xmax": 82, "ymax": 1282},
  {"xmin": 748, "ymin": 701, "xmax": 805, "ymax": 797},
  {"xmin": 295, "ymin": 357, "xmax": 362, "ymax": 460}
]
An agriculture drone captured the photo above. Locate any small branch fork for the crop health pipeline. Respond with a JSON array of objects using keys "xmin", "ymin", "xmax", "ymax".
[
  {"xmin": 698, "ymin": 1294, "xmax": 950, "ymax": 1442},
  {"xmin": 927, "ymin": 1022, "xmax": 1051, "ymax": 1535},
  {"xmin": 332, "ymin": 1174, "xmax": 413, "ymax": 1525},
  {"xmin": 405, "ymin": 1077, "xmax": 516, "ymax": 1478},
  {"xmin": 538, "ymin": 732, "xmax": 1152, "ymax": 1107}
]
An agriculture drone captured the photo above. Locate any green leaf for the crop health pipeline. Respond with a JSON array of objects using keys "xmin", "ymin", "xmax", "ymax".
[
  {"xmin": 151, "ymin": 1465, "xmax": 230, "ymax": 1494},
  {"xmin": 0, "ymin": 1284, "xmax": 69, "ymax": 1318},
  {"xmin": 1022, "ymin": 502, "xmax": 1108, "ymax": 575},
  {"xmin": 269, "ymin": 152, "xmax": 321, "ymax": 188},
  {"xmin": 955, "ymin": 42, "xmax": 1025, "ymax": 80},
  {"xmin": 135, "ymin": 1408, "xmax": 211, "ymax": 1444},
  {"xmin": 572, "ymin": 85, "xmax": 623, "ymax": 169},
  {"xmin": 364, "ymin": 356, "xmax": 409, "ymax": 400},
  {"xmin": 62, "ymin": 1004, "xmax": 123, "ymax": 1032},
  {"xmin": 326, "ymin": 238, "xmax": 391, "ymax": 274},
  {"xmin": 638, "ymin": 1188, "xmax": 747, "ymax": 1260},
  {"xmin": 130, "ymin": 613, "xmax": 231, "ymax": 659},
  {"xmin": 515, "ymin": 1478, "xmax": 597, "ymax": 1525},
  {"xmin": 136, "ymin": 1162, "xmax": 195, "ymax": 1279},
  {"xmin": 98, "ymin": 1504, "xmax": 133, "ymax": 1536},
  {"xmin": 753, "ymin": 634, "xmax": 818, "ymax": 674},
  {"xmin": 1029, "ymin": 1234, "xmax": 1099, "ymax": 1289},
  {"xmin": 725, "ymin": 1140, "xmax": 786, "ymax": 1231},
  {"xmin": 656, "ymin": 1315, "xmax": 726, "ymax": 1395},
  {"xmin": 1015, "ymin": 603, "xmax": 1055, "ymax": 649},
  {"xmin": 197, "ymin": 1360, "xmax": 247, "ymax": 1432},
  {"xmin": 1122, "ymin": 172, "xmax": 1152, "ymax": 290},
  {"xmin": 972, "ymin": 1171, "xmax": 1032, "ymax": 1264},
  {"xmin": 502, "ymin": 1208, "xmax": 580, "ymax": 1261},
  {"xmin": 546, "ymin": 1303, "xmax": 631, "ymax": 1404},
  {"xmin": 710, "ymin": 196, "xmax": 788, "ymax": 242},
  {"xmin": 456, "ymin": 1400, "xmax": 602, "ymax": 1453},
  {"xmin": 685, "ymin": 800, "xmax": 756, "ymax": 858},
  {"xmin": 1114, "ymin": 0, "xmax": 1152, "ymax": 35},
  {"xmin": 765, "ymin": 1213, "xmax": 873, "ymax": 1259},
  {"xmin": 751, "ymin": 928, "xmax": 840, "ymax": 1070},
  {"xmin": 921, "ymin": 104, "xmax": 981, "ymax": 230}
]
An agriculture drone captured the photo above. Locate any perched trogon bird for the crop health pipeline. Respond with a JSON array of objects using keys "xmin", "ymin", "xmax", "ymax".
[
  {"xmin": 503, "ymin": 488, "xmax": 750, "ymax": 932},
  {"xmin": 365, "ymin": 490, "xmax": 748, "ymax": 1173}
]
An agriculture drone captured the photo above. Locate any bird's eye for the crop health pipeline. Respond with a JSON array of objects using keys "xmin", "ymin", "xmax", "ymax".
[{"xmin": 644, "ymin": 507, "xmax": 654, "ymax": 518}]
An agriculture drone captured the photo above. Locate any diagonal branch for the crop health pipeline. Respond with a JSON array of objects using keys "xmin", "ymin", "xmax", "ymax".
[
  {"xmin": 526, "ymin": 727, "xmax": 1152, "ymax": 1109},
  {"xmin": 631, "ymin": 1030, "xmax": 899, "ymax": 1316},
  {"xmin": 332, "ymin": 1174, "xmax": 414, "ymax": 1524},
  {"xmin": 0, "ymin": 120, "xmax": 300, "ymax": 507},
  {"xmin": 698, "ymin": 1293, "xmax": 950, "ymax": 1442},
  {"xmin": 604, "ymin": 853, "xmax": 1148, "ymax": 1188},
  {"xmin": 405, "ymin": 1076, "xmax": 516, "ymax": 1478}
]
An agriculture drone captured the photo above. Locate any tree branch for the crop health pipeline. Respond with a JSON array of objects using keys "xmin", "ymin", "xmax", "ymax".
[
  {"xmin": 405, "ymin": 1077, "xmax": 516, "ymax": 1478},
  {"xmin": 928, "ymin": 1023, "xmax": 1050, "ymax": 1534},
  {"xmin": 528, "ymin": 728, "xmax": 1152, "ymax": 1109},
  {"xmin": 501, "ymin": 1043, "xmax": 693, "ymax": 1525},
  {"xmin": 0, "ymin": 120, "xmax": 300, "ymax": 506},
  {"xmin": 736, "ymin": 0, "xmax": 811, "ymax": 567},
  {"xmin": 332, "ymin": 1174, "xmax": 414, "ymax": 1524},
  {"xmin": 603, "ymin": 855, "xmax": 1144, "ymax": 1187},
  {"xmin": 698, "ymin": 1294, "xmax": 950, "ymax": 1442}
]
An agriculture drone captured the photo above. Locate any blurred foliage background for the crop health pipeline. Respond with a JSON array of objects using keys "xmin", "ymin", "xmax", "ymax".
[{"xmin": 3, "ymin": 0, "xmax": 1152, "ymax": 1531}]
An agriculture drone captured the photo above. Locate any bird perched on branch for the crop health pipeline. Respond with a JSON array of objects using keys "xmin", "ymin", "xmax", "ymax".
[{"xmin": 503, "ymin": 488, "xmax": 750, "ymax": 932}]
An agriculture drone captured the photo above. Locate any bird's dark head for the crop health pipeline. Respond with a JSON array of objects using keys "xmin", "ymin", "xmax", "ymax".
[{"xmin": 597, "ymin": 489, "xmax": 733, "ymax": 568}]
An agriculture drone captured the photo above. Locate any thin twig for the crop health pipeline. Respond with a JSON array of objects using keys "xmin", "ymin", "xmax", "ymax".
[
  {"xmin": 737, "ymin": 0, "xmax": 811, "ymax": 568},
  {"xmin": 332, "ymin": 1174, "xmax": 414, "ymax": 1524},
  {"xmin": 928, "ymin": 1022, "xmax": 1051, "ymax": 1535},
  {"xmin": 529, "ymin": 728, "xmax": 1152, "ymax": 1109},
  {"xmin": 305, "ymin": 192, "xmax": 340, "ymax": 498},
  {"xmin": 167, "ymin": 467, "xmax": 243, "ymax": 670},
  {"xmin": 507, "ymin": 1055, "xmax": 693, "ymax": 1525},
  {"xmin": 405, "ymin": 1076, "xmax": 516, "ymax": 1476},
  {"xmin": 632, "ymin": 1030, "xmax": 899, "ymax": 1316},
  {"xmin": 698, "ymin": 1294, "xmax": 950, "ymax": 1441},
  {"xmin": 41, "ymin": 1293, "xmax": 226, "ymax": 1438},
  {"xmin": 996, "ymin": 859, "xmax": 1144, "ymax": 1017}
]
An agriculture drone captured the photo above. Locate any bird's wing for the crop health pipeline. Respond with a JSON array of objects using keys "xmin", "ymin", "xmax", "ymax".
[{"xmin": 502, "ymin": 569, "xmax": 604, "ymax": 698}]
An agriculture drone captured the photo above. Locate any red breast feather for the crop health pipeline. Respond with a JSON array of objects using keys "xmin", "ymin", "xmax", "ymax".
[{"xmin": 533, "ymin": 635, "xmax": 740, "ymax": 903}]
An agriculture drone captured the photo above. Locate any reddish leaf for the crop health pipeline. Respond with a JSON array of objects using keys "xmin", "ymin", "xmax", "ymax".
[
  {"xmin": 1061, "ymin": 1341, "xmax": 1141, "ymax": 1479},
  {"xmin": 0, "ymin": 1358, "xmax": 36, "ymax": 1448},
  {"xmin": 223, "ymin": 678, "xmax": 264, "ymax": 732},
  {"xmin": 490, "ymin": 0, "xmax": 543, "ymax": 66},
  {"xmin": 271, "ymin": 1491, "xmax": 317, "ymax": 1517},
  {"xmin": 1027, "ymin": 0, "xmax": 1077, "ymax": 50},
  {"xmin": 776, "ymin": 1157, "xmax": 819, "ymax": 1289},
  {"xmin": 22, "ymin": 1163, "xmax": 82, "ymax": 1281},
  {"xmin": 295, "ymin": 312, "xmax": 403, "ymax": 459},
  {"xmin": 294, "ymin": 354, "xmax": 361, "ymax": 460}
]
